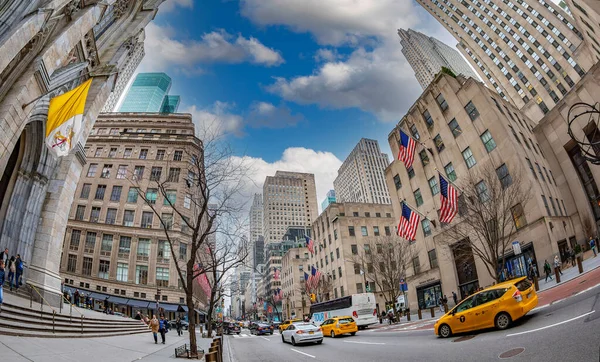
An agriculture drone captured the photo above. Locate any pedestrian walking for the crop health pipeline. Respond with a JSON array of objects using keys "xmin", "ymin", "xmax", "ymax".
[
  {"xmin": 104, "ymin": 297, "xmax": 109, "ymax": 313},
  {"xmin": 74, "ymin": 289, "xmax": 80, "ymax": 307},
  {"xmin": 452, "ymin": 291, "xmax": 458, "ymax": 306},
  {"xmin": 0, "ymin": 260, "xmax": 5, "ymax": 313},
  {"xmin": 1, "ymin": 248, "xmax": 8, "ymax": 267},
  {"xmin": 14, "ymin": 254, "xmax": 23, "ymax": 290},
  {"xmin": 176, "ymin": 317, "xmax": 182, "ymax": 336},
  {"xmin": 543, "ymin": 260, "xmax": 553, "ymax": 282},
  {"xmin": 149, "ymin": 315, "xmax": 160, "ymax": 344},
  {"xmin": 438, "ymin": 296, "xmax": 444, "ymax": 313},
  {"xmin": 159, "ymin": 315, "xmax": 168, "ymax": 344},
  {"xmin": 554, "ymin": 255, "xmax": 563, "ymax": 276},
  {"xmin": 387, "ymin": 310, "xmax": 394, "ymax": 325},
  {"xmin": 7, "ymin": 256, "xmax": 15, "ymax": 291},
  {"xmin": 589, "ymin": 237, "xmax": 597, "ymax": 257},
  {"xmin": 569, "ymin": 249, "xmax": 576, "ymax": 267}
]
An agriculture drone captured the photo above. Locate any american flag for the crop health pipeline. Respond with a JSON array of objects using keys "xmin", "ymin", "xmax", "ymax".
[
  {"xmin": 193, "ymin": 263, "xmax": 212, "ymax": 297},
  {"xmin": 398, "ymin": 203, "xmax": 420, "ymax": 241},
  {"xmin": 310, "ymin": 266, "xmax": 322, "ymax": 290},
  {"xmin": 439, "ymin": 174, "xmax": 458, "ymax": 223},
  {"xmin": 304, "ymin": 236, "xmax": 315, "ymax": 254},
  {"xmin": 397, "ymin": 129, "xmax": 417, "ymax": 169},
  {"xmin": 273, "ymin": 267, "xmax": 280, "ymax": 280},
  {"xmin": 304, "ymin": 272, "xmax": 310, "ymax": 291}
]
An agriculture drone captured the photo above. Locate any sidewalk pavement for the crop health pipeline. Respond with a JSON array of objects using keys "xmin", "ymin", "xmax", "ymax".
[
  {"xmin": 0, "ymin": 328, "xmax": 215, "ymax": 361},
  {"xmin": 537, "ymin": 251, "xmax": 600, "ymax": 292}
]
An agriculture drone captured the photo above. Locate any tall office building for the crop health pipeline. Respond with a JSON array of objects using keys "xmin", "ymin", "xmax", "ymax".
[
  {"xmin": 321, "ymin": 190, "xmax": 337, "ymax": 211},
  {"xmin": 250, "ymin": 194, "xmax": 264, "ymax": 244},
  {"xmin": 417, "ymin": 0, "xmax": 594, "ymax": 122},
  {"xmin": 333, "ymin": 139, "xmax": 391, "ymax": 205},
  {"xmin": 398, "ymin": 28, "xmax": 480, "ymax": 89},
  {"xmin": 563, "ymin": 0, "xmax": 600, "ymax": 63},
  {"xmin": 262, "ymin": 171, "xmax": 318, "ymax": 244},
  {"xmin": 119, "ymin": 73, "xmax": 180, "ymax": 113}
]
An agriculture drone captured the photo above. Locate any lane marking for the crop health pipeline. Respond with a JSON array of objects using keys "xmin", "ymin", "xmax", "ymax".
[
  {"xmin": 261, "ymin": 337, "xmax": 270, "ymax": 341},
  {"xmin": 393, "ymin": 328, "xmax": 434, "ymax": 332},
  {"xmin": 343, "ymin": 340, "xmax": 385, "ymax": 345},
  {"xmin": 506, "ymin": 310, "xmax": 595, "ymax": 337},
  {"xmin": 290, "ymin": 348, "xmax": 315, "ymax": 358}
]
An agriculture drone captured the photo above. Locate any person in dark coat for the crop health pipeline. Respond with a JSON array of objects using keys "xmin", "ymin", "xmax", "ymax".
[
  {"xmin": 0, "ymin": 260, "xmax": 5, "ymax": 313},
  {"xmin": 175, "ymin": 317, "xmax": 183, "ymax": 336},
  {"xmin": 159, "ymin": 315, "xmax": 169, "ymax": 344}
]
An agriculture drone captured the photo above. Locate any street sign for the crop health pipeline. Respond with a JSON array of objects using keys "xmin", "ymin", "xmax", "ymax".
[
  {"xmin": 512, "ymin": 241, "xmax": 522, "ymax": 255},
  {"xmin": 399, "ymin": 279, "xmax": 408, "ymax": 292}
]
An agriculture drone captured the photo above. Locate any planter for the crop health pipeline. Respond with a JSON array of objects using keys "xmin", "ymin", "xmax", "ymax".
[{"xmin": 174, "ymin": 344, "xmax": 204, "ymax": 359}]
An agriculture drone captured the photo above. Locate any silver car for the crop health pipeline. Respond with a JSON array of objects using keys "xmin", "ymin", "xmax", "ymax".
[{"xmin": 281, "ymin": 323, "xmax": 323, "ymax": 346}]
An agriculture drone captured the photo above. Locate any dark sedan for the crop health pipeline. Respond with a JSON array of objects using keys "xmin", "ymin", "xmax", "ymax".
[
  {"xmin": 168, "ymin": 320, "xmax": 189, "ymax": 331},
  {"xmin": 250, "ymin": 322, "xmax": 274, "ymax": 335},
  {"xmin": 224, "ymin": 322, "xmax": 241, "ymax": 335}
]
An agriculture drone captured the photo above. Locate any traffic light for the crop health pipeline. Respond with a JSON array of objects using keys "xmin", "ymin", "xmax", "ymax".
[{"xmin": 310, "ymin": 294, "xmax": 316, "ymax": 303}]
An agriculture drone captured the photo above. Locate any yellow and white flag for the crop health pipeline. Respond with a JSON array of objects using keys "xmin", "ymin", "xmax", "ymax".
[{"xmin": 45, "ymin": 79, "xmax": 92, "ymax": 157}]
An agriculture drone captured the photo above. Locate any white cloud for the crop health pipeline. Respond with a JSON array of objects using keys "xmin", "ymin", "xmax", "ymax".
[
  {"xmin": 313, "ymin": 48, "xmax": 342, "ymax": 62},
  {"xmin": 247, "ymin": 102, "xmax": 303, "ymax": 128},
  {"xmin": 267, "ymin": 38, "xmax": 421, "ymax": 121},
  {"xmin": 233, "ymin": 148, "xmax": 343, "ymax": 213},
  {"xmin": 182, "ymin": 101, "xmax": 245, "ymax": 137},
  {"xmin": 159, "ymin": 0, "xmax": 193, "ymax": 12},
  {"xmin": 240, "ymin": 0, "xmax": 419, "ymax": 45},
  {"xmin": 140, "ymin": 23, "xmax": 284, "ymax": 72}
]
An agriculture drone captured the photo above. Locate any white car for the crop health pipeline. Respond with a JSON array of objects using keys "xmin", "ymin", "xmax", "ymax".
[{"xmin": 281, "ymin": 323, "xmax": 323, "ymax": 346}]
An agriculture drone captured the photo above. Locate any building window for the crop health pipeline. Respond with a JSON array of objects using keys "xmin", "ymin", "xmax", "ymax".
[
  {"xmin": 356, "ymin": 283, "xmax": 363, "ymax": 294},
  {"xmin": 87, "ymin": 164, "xmax": 98, "ymax": 177},
  {"xmin": 80, "ymin": 184, "xmax": 91, "ymax": 198},
  {"xmin": 526, "ymin": 158, "xmax": 537, "ymax": 179},
  {"xmin": 150, "ymin": 167, "xmax": 162, "ymax": 181},
  {"xmin": 109, "ymin": 128, "xmax": 119, "ymax": 135},
  {"xmin": 156, "ymin": 149, "xmax": 165, "ymax": 160},
  {"xmin": 549, "ymin": 197, "xmax": 558, "ymax": 216},
  {"xmin": 462, "ymin": 147, "xmax": 476, "ymax": 168},
  {"xmin": 340, "ymin": 286, "xmax": 345, "ymax": 297},
  {"xmin": 535, "ymin": 163, "xmax": 546, "ymax": 182},
  {"xmin": 141, "ymin": 211, "xmax": 153, "ymax": 228},
  {"xmin": 361, "ymin": 226, "xmax": 368, "ymax": 236},
  {"xmin": 511, "ymin": 204, "xmax": 527, "ymax": 229},
  {"xmin": 127, "ymin": 187, "xmax": 139, "ymax": 203},
  {"xmin": 133, "ymin": 166, "xmax": 144, "ymax": 180},
  {"xmin": 75, "ymin": 205, "xmax": 86, "ymax": 220},
  {"xmin": 116, "ymin": 165, "xmax": 127, "ymax": 179},
  {"xmin": 167, "ymin": 168, "xmax": 181, "ymax": 182},
  {"xmin": 101, "ymin": 234, "xmax": 113, "ymax": 254},
  {"xmin": 137, "ymin": 238, "xmax": 150, "ymax": 258},
  {"xmin": 385, "ymin": 226, "xmax": 391, "ymax": 236},
  {"xmin": 436, "ymin": 93, "xmax": 448, "ymax": 111},
  {"xmin": 365, "ymin": 212, "xmax": 371, "ymax": 218},
  {"xmin": 422, "ymin": 219, "xmax": 432, "ymax": 237},
  {"xmin": 428, "ymin": 177, "xmax": 439, "ymax": 196},
  {"xmin": 184, "ymin": 194, "xmax": 192, "ymax": 209},
  {"xmin": 465, "ymin": 101, "xmax": 480, "ymax": 121},
  {"xmin": 119, "ymin": 236, "xmax": 131, "ymax": 255},
  {"xmin": 123, "ymin": 148, "xmax": 132, "ymax": 158},
  {"xmin": 105, "ymin": 208, "xmax": 117, "ymax": 224},
  {"xmin": 156, "ymin": 268, "xmax": 169, "ymax": 287},
  {"xmin": 94, "ymin": 185, "xmax": 106, "ymax": 200},
  {"xmin": 116, "ymin": 263, "xmax": 128, "ymax": 282},
  {"xmin": 349, "ymin": 226, "xmax": 355, "ymax": 236},
  {"xmin": 353, "ymin": 212, "xmax": 359, "ymax": 217},
  {"xmin": 90, "ymin": 207, "xmax": 101, "ymax": 223},
  {"xmin": 336, "ymin": 247, "xmax": 340, "ymax": 259},
  {"xmin": 110, "ymin": 186, "xmax": 122, "ymax": 202},
  {"xmin": 428, "ymin": 249, "xmax": 438, "ymax": 269},
  {"xmin": 434, "ymin": 134, "xmax": 445, "ymax": 153},
  {"xmin": 94, "ymin": 147, "xmax": 103, "ymax": 157},
  {"xmin": 146, "ymin": 189, "xmax": 158, "ymax": 204},
  {"xmin": 173, "ymin": 150, "xmax": 183, "ymax": 161},
  {"xmin": 414, "ymin": 189, "xmax": 423, "ymax": 206},
  {"xmin": 423, "ymin": 110, "xmax": 434, "ymax": 128},
  {"xmin": 412, "ymin": 256, "xmax": 420, "ymax": 274},
  {"xmin": 334, "ymin": 229, "xmax": 338, "ymax": 240},
  {"xmin": 419, "ymin": 150, "xmax": 430, "ymax": 166},
  {"xmin": 136, "ymin": 265, "xmax": 148, "ymax": 285},
  {"xmin": 82, "ymin": 257, "xmax": 92, "ymax": 276},
  {"xmin": 108, "ymin": 148, "xmax": 117, "ymax": 158},
  {"xmin": 541, "ymin": 195, "xmax": 551, "ymax": 215},
  {"xmin": 67, "ymin": 254, "xmax": 77, "ymax": 273},
  {"xmin": 480, "ymin": 130, "xmax": 497, "ymax": 152},
  {"xmin": 98, "ymin": 260, "xmax": 110, "ymax": 279},
  {"xmin": 161, "ymin": 213, "xmax": 173, "ymax": 230},
  {"xmin": 448, "ymin": 118, "xmax": 462, "ymax": 137},
  {"xmin": 373, "ymin": 226, "xmax": 380, "ymax": 236},
  {"xmin": 476, "ymin": 181, "xmax": 490, "ymax": 202},
  {"xmin": 164, "ymin": 190, "xmax": 177, "ymax": 206},
  {"xmin": 444, "ymin": 163, "xmax": 457, "ymax": 182},
  {"xmin": 351, "ymin": 245, "xmax": 358, "ymax": 255},
  {"xmin": 556, "ymin": 198, "xmax": 563, "ymax": 216},
  {"xmin": 70, "ymin": 230, "xmax": 81, "ymax": 250},
  {"xmin": 139, "ymin": 149, "xmax": 148, "ymax": 159},
  {"xmin": 496, "ymin": 164, "xmax": 512, "ymax": 188},
  {"xmin": 100, "ymin": 164, "xmax": 112, "ymax": 178},
  {"xmin": 410, "ymin": 124, "xmax": 420, "ymax": 140},
  {"xmin": 85, "ymin": 232, "xmax": 96, "ymax": 253},
  {"xmin": 158, "ymin": 240, "xmax": 170, "ymax": 261},
  {"xmin": 179, "ymin": 243, "xmax": 187, "ymax": 261},
  {"xmin": 407, "ymin": 166, "xmax": 415, "ymax": 179}
]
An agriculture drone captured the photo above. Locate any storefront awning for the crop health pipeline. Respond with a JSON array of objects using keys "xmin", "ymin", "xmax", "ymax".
[
  {"xmin": 126, "ymin": 299, "xmax": 151, "ymax": 308},
  {"xmin": 194, "ymin": 309, "xmax": 207, "ymax": 316},
  {"xmin": 87, "ymin": 292, "xmax": 107, "ymax": 299},
  {"xmin": 160, "ymin": 303, "xmax": 182, "ymax": 312},
  {"xmin": 108, "ymin": 296, "xmax": 130, "ymax": 305},
  {"xmin": 178, "ymin": 305, "xmax": 188, "ymax": 312}
]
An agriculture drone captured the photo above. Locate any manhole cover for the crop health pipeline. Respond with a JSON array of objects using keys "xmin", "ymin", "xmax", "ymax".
[
  {"xmin": 499, "ymin": 347, "xmax": 525, "ymax": 359},
  {"xmin": 453, "ymin": 335, "xmax": 476, "ymax": 342}
]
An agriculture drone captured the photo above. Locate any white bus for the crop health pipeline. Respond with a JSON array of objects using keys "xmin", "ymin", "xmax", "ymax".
[{"xmin": 309, "ymin": 293, "xmax": 378, "ymax": 329}]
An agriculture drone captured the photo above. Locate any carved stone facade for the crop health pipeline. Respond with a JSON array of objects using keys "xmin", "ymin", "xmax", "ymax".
[{"xmin": 0, "ymin": 0, "xmax": 164, "ymax": 307}]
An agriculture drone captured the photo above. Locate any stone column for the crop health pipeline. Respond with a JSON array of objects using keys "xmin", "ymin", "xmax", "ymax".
[{"xmin": 28, "ymin": 152, "xmax": 84, "ymax": 306}]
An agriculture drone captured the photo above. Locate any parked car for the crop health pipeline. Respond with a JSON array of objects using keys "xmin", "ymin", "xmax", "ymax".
[
  {"xmin": 168, "ymin": 320, "xmax": 189, "ymax": 331},
  {"xmin": 281, "ymin": 323, "xmax": 323, "ymax": 346},
  {"xmin": 224, "ymin": 322, "xmax": 241, "ymax": 335},
  {"xmin": 250, "ymin": 322, "xmax": 274, "ymax": 335}
]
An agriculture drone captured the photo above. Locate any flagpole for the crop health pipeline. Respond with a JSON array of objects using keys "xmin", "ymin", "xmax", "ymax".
[
  {"xmin": 434, "ymin": 168, "xmax": 465, "ymax": 194},
  {"xmin": 401, "ymin": 199, "xmax": 431, "ymax": 220}
]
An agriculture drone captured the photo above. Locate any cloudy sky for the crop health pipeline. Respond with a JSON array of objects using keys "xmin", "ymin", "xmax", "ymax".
[{"xmin": 134, "ymin": 0, "xmax": 460, "ymax": 207}]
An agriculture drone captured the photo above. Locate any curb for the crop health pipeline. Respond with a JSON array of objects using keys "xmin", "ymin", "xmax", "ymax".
[
  {"xmin": 532, "ymin": 280, "xmax": 600, "ymax": 312},
  {"xmin": 537, "ymin": 263, "xmax": 600, "ymax": 294}
]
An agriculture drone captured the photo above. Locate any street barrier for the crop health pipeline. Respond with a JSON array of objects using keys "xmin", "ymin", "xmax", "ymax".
[
  {"xmin": 554, "ymin": 267, "xmax": 561, "ymax": 283},
  {"xmin": 577, "ymin": 257, "xmax": 583, "ymax": 274},
  {"xmin": 533, "ymin": 275, "xmax": 539, "ymax": 291},
  {"xmin": 417, "ymin": 309, "xmax": 422, "ymax": 320},
  {"xmin": 430, "ymin": 307, "xmax": 435, "ymax": 318},
  {"xmin": 205, "ymin": 351, "xmax": 218, "ymax": 362}
]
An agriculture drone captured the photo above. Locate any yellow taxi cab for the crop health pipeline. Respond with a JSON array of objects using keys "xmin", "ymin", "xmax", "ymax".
[
  {"xmin": 279, "ymin": 319, "xmax": 302, "ymax": 332},
  {"xmin": 320, "ymin": 316, "xmax": 358, "ymax": 338},
  {"xmin": 435, "ymin": 276, "xmax": 538, "ymax": 338}
]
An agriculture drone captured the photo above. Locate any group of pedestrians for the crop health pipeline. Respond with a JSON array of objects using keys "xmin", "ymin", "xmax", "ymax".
[{"xmin": 0, "ymin": 248, "xmax": 24, "ymax": 312}]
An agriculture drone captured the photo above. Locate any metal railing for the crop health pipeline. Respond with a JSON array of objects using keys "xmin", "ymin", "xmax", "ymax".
[{"xmin": 26, "ymin": 282, "xmax": 85, "ymax": 334}]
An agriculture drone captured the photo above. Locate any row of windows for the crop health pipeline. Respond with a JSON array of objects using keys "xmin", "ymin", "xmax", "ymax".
[
  {"xmin": 63, "ymin": 278, "xmax": 181, "ymax": 302},
  {"xmin": 86, "ymin": 145, "xmax": 188, "ymax": 162},
  {"xmin": 73, "ymin": 204, "xmax": 191, "ymax": 231},
  {"xmin": 90, "ymin": 127, "xmax": 191, "ymax": 136},
  {"xmin": 86, "ymin": 163, "xmax": 195, "ymax": 185}
]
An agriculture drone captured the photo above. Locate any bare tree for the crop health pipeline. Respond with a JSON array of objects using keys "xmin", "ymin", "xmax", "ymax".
[
  {"xmin": 133, "ymin": 123, "xmax": 250, "ymax": 356},
  {"xmin": 444, "ymin": 162, "xmax": 531, "ymax": 283},
  {"xmin": 350, "ymin": 235, "xmax": 416, "ymax": 315}
]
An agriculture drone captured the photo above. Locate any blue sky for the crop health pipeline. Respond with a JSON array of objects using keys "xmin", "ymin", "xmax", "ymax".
[{"xmin": 134, "ymin": 0, "xmax": 460, "ymax": 203}]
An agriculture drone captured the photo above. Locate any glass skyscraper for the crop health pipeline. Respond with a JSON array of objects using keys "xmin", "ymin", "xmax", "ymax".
[{"xmin": 119, "ymin": 72, "xmax": 180, "ymax": 113}]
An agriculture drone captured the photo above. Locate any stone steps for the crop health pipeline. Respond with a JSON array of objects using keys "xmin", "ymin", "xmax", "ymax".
[
  {"xmin": 1, "ymin": 303, "xmax": 142, "ymax": 326},
  {"xmin": 0, "ymin": 325, "xmax": 150, "ymax": 338}
]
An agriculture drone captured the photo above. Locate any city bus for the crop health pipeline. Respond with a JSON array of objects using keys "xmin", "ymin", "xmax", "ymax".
[{"xmin": 309, "ymin": 293, "xmax": 378, "ymax": 329}]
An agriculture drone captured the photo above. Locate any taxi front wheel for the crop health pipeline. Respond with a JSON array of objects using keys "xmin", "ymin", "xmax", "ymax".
[
  {"xmin": 495, "ymin": 312, "xmax": 512, "ymax": 330},
  {"xmin": 438, "ymin": 324, "xmax": 452, "ymax": 338}
]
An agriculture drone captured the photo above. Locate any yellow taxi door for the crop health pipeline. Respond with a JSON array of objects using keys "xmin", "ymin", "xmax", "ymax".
[
  {"xmin": 321, "ymin": 319, "xmax": 331, "ymax": 335},
  {"xmin": 474, "ymin": 290, "xmax": 503, "ymax": 329},
  {"xmin": 449, "ymin": 295, "xmax": 477, "ymax": 333}
]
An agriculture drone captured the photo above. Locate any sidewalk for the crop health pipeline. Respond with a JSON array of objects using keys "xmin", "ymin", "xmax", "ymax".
[
  {"xmin": 537, "ymin": 252, "xmax": 600, "ymax": 292},
  {"xmin": 0, "ymin": 328, "xmax": 215, "ymax": 361}
]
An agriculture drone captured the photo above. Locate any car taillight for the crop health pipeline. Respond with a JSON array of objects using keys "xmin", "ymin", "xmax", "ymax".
[
  {"xmin": 512, "ymin": 289, "xmax": 522, "ymax": 302},
  {"xmin": 296, "ymin": 330, "xmax": 304, "ymax": 334},
  {"xmin": 352, "ymin": 311, "xmax": 358, "ymax": 318},
  {"xmin": 373, "ymin": 308, "xmax": 377, "ymax": 316}
]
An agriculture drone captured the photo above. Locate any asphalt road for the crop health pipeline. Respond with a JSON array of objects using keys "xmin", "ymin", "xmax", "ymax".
[{"xmin": 225, "ymin": 287, "xmax": 600, "ymax": 362}]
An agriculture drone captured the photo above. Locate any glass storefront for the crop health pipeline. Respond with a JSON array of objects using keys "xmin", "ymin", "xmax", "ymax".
[
  {"xmin": 498, "ymin": 242, "xmax": 537, "ymax": 281},
  {"xmin": 416, "ymin": 281, "xmax": 442, "ymax": 310}
]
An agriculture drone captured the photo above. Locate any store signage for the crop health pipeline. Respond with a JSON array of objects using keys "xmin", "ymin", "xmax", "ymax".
[
  {"xmin": 418, "ymin": 277, "xmax": 436, "ymax": 285},
  {"xmin": 512, "ymin": 240, "xmax": 522, "ymax": 255}
]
